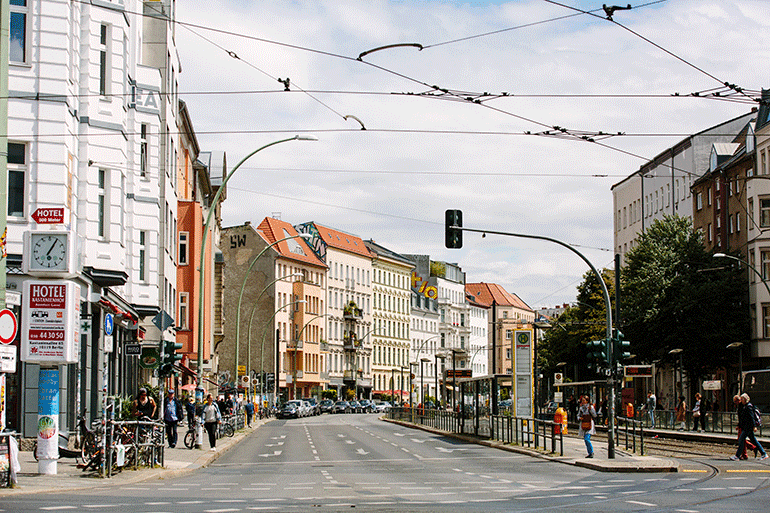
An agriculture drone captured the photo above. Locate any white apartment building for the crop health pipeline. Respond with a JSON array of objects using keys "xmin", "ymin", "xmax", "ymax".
[
  {"xmin": 466, "ymin": 295, "xmax": 489, "ymax": 377},
  {"xmin": 296, "ymin": 222, "xmax": 373, "ymax": 399},
  {"xmin": 5, "ymin": 0, "xmax": 182, "ymax": 436},
  {"xmin": 611, "ymin": 112, "xmax": 756, "ymax": 264},
  {"xmin": 364, "ymin": 240, "xmax": 413, "ymax": 402}
]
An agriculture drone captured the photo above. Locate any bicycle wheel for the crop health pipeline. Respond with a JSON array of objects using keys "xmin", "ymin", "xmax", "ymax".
[
  {"xmin": 81, "ymin": 433, "xmax": 98, "ymax": 461},
  {"xmin": 223, "ymin": 423, "xmax": 234, "ymax": 437},
  {"xmin": 184, "ymin": 430, "xmax": 195, "ymax": 449}
]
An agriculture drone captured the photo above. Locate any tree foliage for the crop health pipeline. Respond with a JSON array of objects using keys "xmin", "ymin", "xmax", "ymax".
[
  {"xmin": 539, "ymin": 268, "xmax": 615, "ymax": 383},
  {"xmin": 620, "ymin": 215, "xmax": 749, "ymax": 381}
]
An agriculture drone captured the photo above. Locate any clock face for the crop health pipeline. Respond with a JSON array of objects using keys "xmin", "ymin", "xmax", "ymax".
[{"xmin": 31, "ymin": 234, "xmax": 67, "ymax": 270}]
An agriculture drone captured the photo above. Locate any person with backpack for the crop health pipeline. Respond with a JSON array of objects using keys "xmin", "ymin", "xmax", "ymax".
[{"xmin": 731, "ymin": 393, "xmax": 768, "ymax": 461}]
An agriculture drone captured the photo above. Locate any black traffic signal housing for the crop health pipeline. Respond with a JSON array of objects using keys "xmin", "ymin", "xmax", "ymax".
[
  {"xmin": 614, "ymin": 330, "xmax": 631, "ymax": 363},
  {"xmin": 587, "ymin": 339, "xmax": 609, "ymax": 368},
  {"xmin": 160, "ymin": 339, "xmax": 183, "ymax": 377},
  {"xmin": 445, "ymin": 209, "xmax": 463, "ymax": 249}
]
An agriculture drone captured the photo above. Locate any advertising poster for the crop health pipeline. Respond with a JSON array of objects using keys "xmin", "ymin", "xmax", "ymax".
[
  {"xmin": 21, "ymin": 280, "xmax": 80, "ymax": 364},
  {"xmin": 37, "ymin": 369, "xmax": 60, "ymax": 462}
]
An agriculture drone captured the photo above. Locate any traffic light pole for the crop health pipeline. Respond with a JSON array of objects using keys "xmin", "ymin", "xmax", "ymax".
[{"xmin": 452, "ymin": 224, "xmax": 616, "ymax": 458}]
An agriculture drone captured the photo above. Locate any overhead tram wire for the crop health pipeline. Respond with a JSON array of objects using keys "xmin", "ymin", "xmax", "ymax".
[{"xmin": 542, "ymin": 0, "xmax": 760, "ymax": 104}]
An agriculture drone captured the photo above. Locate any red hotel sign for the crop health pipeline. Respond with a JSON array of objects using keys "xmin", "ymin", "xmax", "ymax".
[
  {"xmin": 31, "ymin": 208, "xmax": 64, "ymax": 224},
  {"xmin": 22, "ymin": 281, "xmax": 79, "ymax": 364}
]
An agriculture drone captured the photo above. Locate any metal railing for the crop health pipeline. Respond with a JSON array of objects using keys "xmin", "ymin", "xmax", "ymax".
[
  {"xmin": 105, "ymin": 418, "xmax": 165, "ymax": 477},
  {"xmin": 615, "ymin": 416, "xmax": 644, "ymax": 455},
  {"xmin": 637, "ymin": 409, "xmax": 766, "ymax": 436},
  {"xmin": 387, "ymin": 407, "xmax": 563, "ymax": 456}
]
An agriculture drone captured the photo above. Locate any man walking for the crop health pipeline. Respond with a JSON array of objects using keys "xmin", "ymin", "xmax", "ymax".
[
  {"xmin": 731, "ymin": 393, "xmax": 769, "ymax": 461},
  {"xmin": 164, "ymin": 389, "xmax": 183, "ymax": 448},
  {"xmin": 644, "ymin": 391, "xmax": 656, "ymax": 428}
]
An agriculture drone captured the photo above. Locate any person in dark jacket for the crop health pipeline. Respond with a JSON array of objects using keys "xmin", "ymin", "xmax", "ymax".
[{"xmin": 731, "ymin": 393, "xmax": 768, "ymax": 460}]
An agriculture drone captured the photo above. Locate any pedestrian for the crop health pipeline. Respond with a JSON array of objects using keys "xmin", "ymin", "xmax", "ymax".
[
  {"xmin": 244, "ymin": 399, "xmax": 254, "ymax": 427},
  {"xmin": 202, "ymin": 394, "xmax": 222, "ymax": 451},
  {"xmin": 130, "ymin": 387, "xmax": 157, "ymax": 419},
  {"xmin": 731, "ymin": 393, "xmax": 768, "ymax": 461},
  {"xmin": 676, "ymin": 396, "xmax": 687, "ymax": 431},
  {"xmin": 185, "ymin": 395, "xmax": 196, "ymax": 429},
  {"xmin": 644, "ymin": 391, "xmax": 657, "ymax": 428},
  {"xmin": 692, "ymin": 393, "xmax": 703, "ymax": 432},
  {"xmin": 732, "ymin": 395, "xmax": 752, "ymax": 459},
  {"xmin": 567, "ymin": 395, "xmax": 577, "ymax": 423},
  {"xmin": 163, "ymin": 389, "xmax": 183, "ymax": 448},
  {"xmin": 577, "ymin": 395, "xmax": 597, "ymax": 458}
]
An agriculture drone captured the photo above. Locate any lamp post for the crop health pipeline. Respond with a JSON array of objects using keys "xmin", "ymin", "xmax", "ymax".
[
  {"xmin": 235, "ymin": 238, "xmax": 310, "ymax": 389},
  {"xmin": 400, "ymin": 366, "xmax": 407, "ymax": 406},
  {"xmin": 390, "ymin": 368, "xmax": 395, "ymax": 403},
  {"xmin": 420, "ymin": 357, "xmax": 430, "ymax": 407},
  {"xmin": 196, "ymin": 135, "xmax": 317, "ymax": 387},
  {"xmin": 242, "ymin": 272, "xmax": 303, "ymax": 399},
  {"xmin": 533, "ymin": 319, "xmax": 551, "ymax": 416},
  {"xmin": 256, "ymin": 299, "xmax": 306, "ymax": 403},
  {"xmin": 714, "ymin": 253, "xmax": 770, "ymax": 297},
  {"xmin": 669, "ymin": 348, "xmax": 683, "ymax": 405},
  {"xmin": 435, "ymin": 353, "xmax": 445, "ymax": 408},
  {"xmin": 450, "ymin": 348, "xmax": 466, "ymax": 411},
  {"xmin": 412, "ymin": 335, "xmax": 440, "ymax": 403},
  {"xmin": 294, "ymin": 313, "xmax": 333, "ymax": 400},
  {"xmin": 727, "ymin": 342, "xmax": 743, "ymax": 394}
]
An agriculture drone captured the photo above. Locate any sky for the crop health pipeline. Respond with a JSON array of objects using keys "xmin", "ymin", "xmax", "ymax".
[{"xmin": 174, "ymin": 0, "xmax": 770, "ymax": 309}]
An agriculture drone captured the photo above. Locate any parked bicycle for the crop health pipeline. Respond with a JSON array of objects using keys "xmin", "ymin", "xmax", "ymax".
[
  {"xmin": 218, "ymin": 415, "xmax": 235, "ymax": 438},
  {"xmin": 184, "ymin": 417, "xmax": 201, "ymax": 449}
]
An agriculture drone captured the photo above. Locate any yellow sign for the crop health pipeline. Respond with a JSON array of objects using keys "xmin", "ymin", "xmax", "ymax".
[{"xmin": 238, "ymin": 365, "xmax": 246, "ymax": 375}]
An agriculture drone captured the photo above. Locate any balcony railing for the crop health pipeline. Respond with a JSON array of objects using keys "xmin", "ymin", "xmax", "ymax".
[
  {"xmin": 286, "ymin": 340, "xmax": 304, "ymax": 350},
  {"xmin": 320, "ymin": 341, "xmax": 329, "ymax": 352}
]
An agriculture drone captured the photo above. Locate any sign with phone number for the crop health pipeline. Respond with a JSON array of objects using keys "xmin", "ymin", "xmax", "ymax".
[{"xmin": 22, "ymin": 280, "xmax": 80, "ymax": 364}]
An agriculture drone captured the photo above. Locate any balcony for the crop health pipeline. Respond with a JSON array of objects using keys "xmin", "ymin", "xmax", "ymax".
[
  {"xmin": 320, "ymin": 340, "xmax": 329, "ymax": 352},
  {"xmin": 320, "ymin": 371, "xmax": 329, "ymax": 380},
  {"xmin": 343, "ymin": 301, "xmax": 363, "ymax": 320},
  {"xmin": 345, "ymin": 278, "xmax": 356, "ymax": 291},
  {"xmin": 343, "ymin": 334, "xmax": 362, "ymax": 351},
  {"xmin": 286, "ymin": 340, "xmax": 304, "ymax": 350}
]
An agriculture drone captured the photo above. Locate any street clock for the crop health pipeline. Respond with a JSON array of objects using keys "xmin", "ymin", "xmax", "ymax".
[{"xmin": 23, "ymin": 230, "xmax": 77, "ymax": 277}]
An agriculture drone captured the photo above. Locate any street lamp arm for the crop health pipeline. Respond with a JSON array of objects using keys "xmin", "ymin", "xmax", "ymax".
[
  {"xmin": 197, "ymin": 136, "xmax": 316, "ymax": 385},
  {"xmin": 713, "ymin": 253, "xmax": 770, "ymax": 298}
]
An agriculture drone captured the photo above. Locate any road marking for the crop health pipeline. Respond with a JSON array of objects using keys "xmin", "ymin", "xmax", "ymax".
[
  {"xmin": 40, "ymin": 508, "xmax": 77, "ymax": 511},
  {"xmin": 201, "ymin": 488, "xmax": 231, "ymax": 491},
  {"xmin": 726, "ymin": 469, "xmax": 770, "ymax": 473},
  {"xmin": 357, "ymin": 448, "xmax": 370, "ymax": 455},
  {"xmin": 205, "ymin": 509, "xmax": 240, "ymax": 513},
  {"xmin": 674, "ymin": 510, "xmax": 700, "ymax": 513},
  {"xmin": 258, "ymin": 450, "xmax": 282, "ymax": 457},
  {"xmin": 681, "ymin": 469, "xmax": 707, "ymax": 473},
  {"xmin": 626, "ymin": 500, "xmax": 657, "ymax": 507}
]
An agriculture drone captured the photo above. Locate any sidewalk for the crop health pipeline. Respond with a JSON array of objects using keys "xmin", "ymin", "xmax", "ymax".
[
  {"xmin": 0, "ymin": 418, "xmax": 270, "ymax": 496},
  {"xmin": 383, "ymin": 417, "xmax": 679, "ymax": 473}
]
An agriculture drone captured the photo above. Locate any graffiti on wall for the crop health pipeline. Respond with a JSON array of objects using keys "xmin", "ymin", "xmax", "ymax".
[
  {"xmin": 411, "ymin": 271, "xmax": 438, "ymax": 299},
  {"xmin": 294, "ymin": 222, "xmax": 327, "ymax": 260}
]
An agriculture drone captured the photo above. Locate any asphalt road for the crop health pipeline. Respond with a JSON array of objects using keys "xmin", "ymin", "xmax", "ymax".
[{"xmin": 2, "ymin": 413, "xmax": 769, "ymax": 512}]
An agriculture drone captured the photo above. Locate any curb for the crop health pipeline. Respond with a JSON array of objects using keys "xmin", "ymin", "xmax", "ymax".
[{"xmin": 381, "ymin": 417, "xmax": 679, "ymax": 473}]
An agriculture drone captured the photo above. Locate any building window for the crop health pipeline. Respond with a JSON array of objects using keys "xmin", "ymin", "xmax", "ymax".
[
  {"xmin": 707, "ymin": 223, "xmax": 712, "ymax": 243},
  {"xmin": 762, "ymin": 250, "xmax": 770, "ymax": 281},
  {"xmin": 707, "ymin": 187, "xmax": 712, "ymax": 206},
  {"xmin": 763, "ymin": 304, "xmax": 770, "ymax": 338},
  {"xmin": 139, "ymin": 231, "xmax": 147, "ymax": 282},
  {"xmin": 696, "ymin": 192, "xmax": 702, "ymax": 211},
  {"xmin": 506, "ymin": 329, "xmax": 512, "ymax": 340},
  {"xmin": 140, "ymin": 124, "xmax": 148, "ymax": 177},
  {"xmin": 98, "ymin": 169, "xmax": 108, "ymax": 238},
  {"xmin": 9, "ymin": 0, "xmax": 28, "ymax": 63},
  {"xmin": 7, "ymin": 142, "xmax": 26, "ymax": 217},
  {"xmin": 178, "ymin": 232, "xmax": 189, "ymax": 265},
  {"xmin": 760, "ymin": 199, "xmax": 770, "ymax": 227},
  {"xmin": 99, "ymin": 24, "xmax": 111, "ymax": 97},
  {"xmin": 178, "ymin": 293, "xmax": 189, "ymax": 329}
]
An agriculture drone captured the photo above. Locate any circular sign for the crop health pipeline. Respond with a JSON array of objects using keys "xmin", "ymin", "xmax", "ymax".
[
  {"xmin": 104, "ymin": 313, "xmax": 114, "ymax": 336},
  {"xmin": 0, "ymin": 308, "xmax": 18, "ymax": 344}
]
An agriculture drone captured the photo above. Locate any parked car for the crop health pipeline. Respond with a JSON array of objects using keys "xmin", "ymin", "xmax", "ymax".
[
  {"xmin": 303, "ymin": 398, "xmax": 321, "ymax": 416},
  {"xmin": 319, "ymin": 399, "xmax": 334, "ymax": 414},
  {"xmin": 332, "ymin": 401, "xmax": 351, "ymax": 414},
  {"xmin": 285, "ymin": 400, "xmax": 306, "ymax": 417},
  {"xmin": 373, "ymin": 401, "xmax": 391, "ymax": 413},
  {"xmin": 349, "ymin": 400, "xmax": 363, "ymax": 413},
  {"xmin": 359, "ymin": 399, "xmax": 376, "ymax": 413},
  {"xmin": 277, "ymin": 402, "xmax": 300, "ymax": 419}
]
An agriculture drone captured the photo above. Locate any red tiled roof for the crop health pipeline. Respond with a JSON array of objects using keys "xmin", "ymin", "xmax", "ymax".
[
  {"xmin": 465, "ymin": 283, "xmax": 532, "ymax": 312},
  {"xmin": 256, "ymin": 218, "xmax": 327, "ymax": 268},
  {"xmin": 312, "ymin": 222, "xmax": 372, "ymax": 259}
]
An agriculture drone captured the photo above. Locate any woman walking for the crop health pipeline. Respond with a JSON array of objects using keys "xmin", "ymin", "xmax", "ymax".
[
  {"xmin": 577, "ymin": 395, "xmax": 597, "ymax": 458},
  {"xmin": 202, "ymin": 394, "xmax": 222, "ymax": 451},
  {"xmin": 676, "ymin": 396, "xmax": 687, "ymax": 431}
]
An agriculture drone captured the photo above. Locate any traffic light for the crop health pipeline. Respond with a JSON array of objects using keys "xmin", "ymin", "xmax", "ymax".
[
  {"xmin": 159, "ymin": 339, "xmax": 183, "ymax": 377},
  {"xmin": 614, "ymin": 330, "xmax": 631, "ymax": 362},
  {"xmin": 445, "ymin": 209, "xmax": 463, "ymax": 249},
  {"xmin": 587, "ymin": 339, "xmax": 609, "ymax": 367}
]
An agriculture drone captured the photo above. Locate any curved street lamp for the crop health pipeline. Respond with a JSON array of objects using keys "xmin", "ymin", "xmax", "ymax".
[
  {"xmin": 244, "ymin": 272, "xmax": 303, "ymax": 397},
  {"xmin": 197, "ymin": 135, "xmax": 317, "ymax": 386},
  {"xmin": 235, "ymin": 236, "xmax": 311, "ymax": 383},
  {"xmin": 253, "ymin": 299, "xmax": 306, "ymax": 404},
  {"xmin": 292, "ymin": 313, "xmax": 333, "ymax": 400}
]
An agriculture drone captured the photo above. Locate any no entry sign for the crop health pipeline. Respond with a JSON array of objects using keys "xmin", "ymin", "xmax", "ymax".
[{"xmin": 0, "ymin": 309, "xmax": 18, "ymax": 345}]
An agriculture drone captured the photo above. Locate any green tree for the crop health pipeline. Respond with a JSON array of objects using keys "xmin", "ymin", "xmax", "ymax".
[
  {"xmin": 621, "ymin": 215, "xmax": 749, "ymax": 383},
  {"xmin": 539, "ymin": 268, "xmax": 615, "ymax": 383}
]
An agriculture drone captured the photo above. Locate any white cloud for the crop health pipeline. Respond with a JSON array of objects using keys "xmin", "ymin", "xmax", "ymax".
[{"xmin": 176, "ymin": 0, "xmax": 767, "ymax": 308}]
